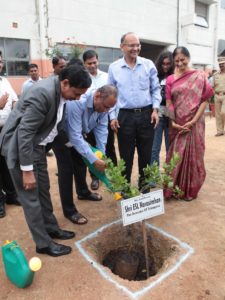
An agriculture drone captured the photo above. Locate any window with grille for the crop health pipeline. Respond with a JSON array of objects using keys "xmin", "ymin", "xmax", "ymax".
[
  {"xmin": 56, "ymin": 44, "xmax": 122, "ymax": 72},
  {"xmin": 0, "ymin": 38, "xmax": 30, "ymax": 76}
]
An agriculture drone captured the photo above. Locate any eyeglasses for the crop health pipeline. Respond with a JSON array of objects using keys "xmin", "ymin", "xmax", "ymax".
[{"xmin": 123, "ymin": 44, "xmax": 141, "ymax": 49}]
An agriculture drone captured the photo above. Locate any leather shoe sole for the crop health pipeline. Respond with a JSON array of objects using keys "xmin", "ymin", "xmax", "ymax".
[
  {"xmin": 36, "ymin": 242, "xmax": 72, "ymax": 257},
  {"xmin": 48, "ymin": 229, "xmax": 75, "ymax": 240}
]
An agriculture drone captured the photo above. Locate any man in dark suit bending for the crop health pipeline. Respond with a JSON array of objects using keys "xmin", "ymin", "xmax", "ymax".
[{"xmin": 0, "ymin": 64, "xmax": 91, "ymax": 257}]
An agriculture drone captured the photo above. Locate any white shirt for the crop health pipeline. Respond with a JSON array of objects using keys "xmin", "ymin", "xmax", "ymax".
[
  {"xmin": 20, "ymin": 96, "xmax": 66, "ymax": 171},
  {"xmin": 0, "ymin": 76, "xmax": 18, "ymax": 127},
  {"xmin": 21, "ymin": 77, "xmax": 42, "ymax": 94},
  {"xmin": 89, "ymin": 69, "xmax": 108, "ymax": 91}
]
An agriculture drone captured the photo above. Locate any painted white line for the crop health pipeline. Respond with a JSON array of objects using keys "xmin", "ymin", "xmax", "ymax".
[{"xmin": 75, "ymin": 219, "xmax": 194, "ymax": 299}]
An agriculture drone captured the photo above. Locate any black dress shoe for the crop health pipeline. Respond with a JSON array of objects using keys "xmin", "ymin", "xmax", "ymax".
[
  {"xmin": 90, "ymin": 178, "xmax": 99, "ymax": 190},
  {"xmin": 5, "ymin": 194, "xmax": 21, "ymax": 206},
  {"xmin": 0, "ymin": 202, "xmax": 6, "ymax": 218},
  {"xmin": 48, "ymin": 229, "xmax": 75, "ymax": 240},
  {"xmin": 78, "ymin": 192, "xmax": 102, "ymax": 201},
  {"xmin": 36, "ymin": 242, "xmax": 72, "ymax": 257}
]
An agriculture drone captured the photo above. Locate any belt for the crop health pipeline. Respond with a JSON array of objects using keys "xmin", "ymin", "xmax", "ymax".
[
  {"xmin": 120, "ymin": 104, "xmax": 152, "ymax": 113},
  {"xmin": 215, "ymin": 92, "xmax": 225, "ymax": 96}
]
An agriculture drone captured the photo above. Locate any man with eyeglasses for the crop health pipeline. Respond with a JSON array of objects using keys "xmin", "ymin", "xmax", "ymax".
[
  {"xmin": 108, "ymin": 32, "xmax": 161, "ymax": 189},
  {"xmin": 65, "ymin": 85, "xmax": 117, "ymax": 206},
  {"xmin": 0, "ymin": 51, "xmax": 20, "ymax": 218},
  {"xmin": 83, "ymin": 50, "xmax": 118, "ymax": 192}
]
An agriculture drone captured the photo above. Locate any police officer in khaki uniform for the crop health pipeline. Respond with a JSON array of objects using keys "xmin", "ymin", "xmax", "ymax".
[{"xmin": 213, "ymin": 57, "xmax": 225, "ymax": 136}]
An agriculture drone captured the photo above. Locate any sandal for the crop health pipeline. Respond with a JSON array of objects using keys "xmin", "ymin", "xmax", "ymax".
[
  {"xmin": 78, "ymin": 192, "xmax": 102, "ymax": 201},
  {"xmin": 66, "ymin": 212, "xmax": 88, "ymax": 225},
  {"xmin": 215, "ymin": 133, "xmax": 224, "ymax": 136},
  {"xmin": 183, "ymin": 197, "xmax": 195, "ymax": 202}
]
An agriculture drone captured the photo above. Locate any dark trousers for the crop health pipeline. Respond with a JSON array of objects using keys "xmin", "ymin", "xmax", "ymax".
[
  {"xmin": 106, "ymin": 122, "xmax": 117, "ymax": 166},
  {"xmin": 70, "ymin": 147, "xmax": 90, "ymax": 195},
  {"xmin": 52, "ymin": 136, "xmax": 78, "ymax": 217},
  {"xmin": 86, "ymin": 131, "xmax": 97, "ymax": 180},
  {"xmin": 52, "ymin": 136, "xmax": 90, "ymax": 217},
  {"xmin": 9, "ymin": 146, "xmax": 59, "ymax": 248},
  {"xmin": 151, "ymin": 115, "xmax": 169, "ymax": 166},
  {"xmin": 0, "ymin": 155, "xmax": 16, "ymax": 197},
  {"xmin": 117, "ymin": 108, "xmax": 155, "ymax": 186},
  {"xmin": 0, "ymin": 127, "xmax": 17, "ymax": 203}
]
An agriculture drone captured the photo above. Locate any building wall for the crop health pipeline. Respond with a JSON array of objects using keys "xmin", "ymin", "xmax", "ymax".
[
  {"xmin": 218, "ymin": 1, "xmax": 225, "ymax": 38},
  {"xmin": 47, "ymin": 0, "xmax": 177, "ymax": 48}
]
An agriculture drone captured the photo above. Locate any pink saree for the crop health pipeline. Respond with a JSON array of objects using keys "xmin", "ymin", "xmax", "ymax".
[{"xmin": 166, "ymin": 70, "xmax": 213, "ymax": 199}]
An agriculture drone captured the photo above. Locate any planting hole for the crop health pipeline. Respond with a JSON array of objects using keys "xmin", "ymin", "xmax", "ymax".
[{"xmin": 83, "ymin": 222, "xmax": 182, "ymax": 282}]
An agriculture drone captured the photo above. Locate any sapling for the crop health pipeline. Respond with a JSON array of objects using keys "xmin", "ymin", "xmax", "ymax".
[{"xmin": 104, "ymin": 152, "xmax": 183, "ymax": 200}]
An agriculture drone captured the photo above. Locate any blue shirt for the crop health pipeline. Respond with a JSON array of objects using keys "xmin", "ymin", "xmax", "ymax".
[
  {"xmin": 108, "ymin": 56, "xmax": 161, "ymax": 120},
  {"xmin": 66, "ymin": 90, "xmax": 108, "ymax": 164},
  {"xmin": 21, "ymin": 77, "xmax": 42, "ymax": 94}
]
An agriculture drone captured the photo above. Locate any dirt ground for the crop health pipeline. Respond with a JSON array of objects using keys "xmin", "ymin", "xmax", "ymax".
[{"xmin": 1, "ymin": 116, "xmax": 225, "ymax": 300}]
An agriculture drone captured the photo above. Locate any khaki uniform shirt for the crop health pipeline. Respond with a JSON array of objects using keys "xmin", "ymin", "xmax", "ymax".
[{"xmin": 213, "ymin": 71, "xmax": 225, "ymax": 95}]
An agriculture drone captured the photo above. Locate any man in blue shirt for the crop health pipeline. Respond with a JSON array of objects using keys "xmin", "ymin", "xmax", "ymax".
[
  {"xmin": 108, "ymin": 32, "xmax": 161, "ymax": 188},
  {"xmin": 65, "ymin": 84, "xmax": 117, "ymax": 206}
]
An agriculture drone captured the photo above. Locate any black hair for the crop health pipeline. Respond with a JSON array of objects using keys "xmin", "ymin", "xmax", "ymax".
[
  {"xmin": 52, "ymin": 55, "xmax": 66, "ymax": 67},
  {"xmin": 0, "ymin": 50, "xmax": 2, "ymax": 57},
  {"xmin": 82, "ymin": 50, "xmax": 98, "ymax": 62},
  {"xmin": 28, "ymin": 63, "xmax": 38, "ymax": 71},
  {"xmin": 173, "ymin": 46, "xmax": 190, "ymax": 59},
  {"xmin": 67, "ymin": 58, "xmax": 83, "ymax": 67},
  {"xmin": 59, "ymin": 64, "xmax": 92, "ymax": 88},
  {"xmin": 120, "ymin": 32, "xmax": 135, "ymax": 44},
  {"xmin": 155, "ymin": 51, "xmax": 174, "ymax": 80}
]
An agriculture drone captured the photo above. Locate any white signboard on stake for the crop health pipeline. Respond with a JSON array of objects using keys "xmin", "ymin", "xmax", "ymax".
[{"xmin": 120, "ymin": 189, "xmax": 164, "ymax": 226}]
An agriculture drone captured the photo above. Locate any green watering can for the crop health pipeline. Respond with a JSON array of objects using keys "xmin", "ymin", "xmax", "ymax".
[
  {"xmin": 1, "ymin": 240, "xmax": 34, "ymax": 288},
  {"xmin": 82, "ymin": 146, "xmax": 113, "ymax": 190}
]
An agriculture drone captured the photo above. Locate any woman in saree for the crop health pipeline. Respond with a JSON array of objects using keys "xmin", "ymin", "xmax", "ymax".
[{"xmin": 166, "ymin": 47, "xmax": 213, "ymax": 201}]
